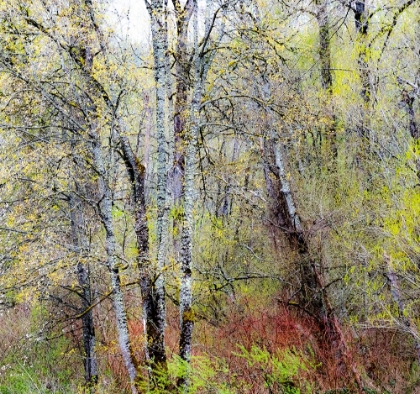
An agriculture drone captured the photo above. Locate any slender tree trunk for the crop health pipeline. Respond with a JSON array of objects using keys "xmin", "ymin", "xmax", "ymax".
[
  {"xmin": 220, "ymin": 139, "xmax": 239, "ymax": 217},
  {"xmin": 142, "ymin": 93, "xmax": 152, "ymax": 185},
  {"xmin": 353, "ymin": 0, "xmax": 374, "ymax": 185},
  {"xmin": 178, "ymin": 0, "xmax": 223, "ymax": 385},
  {"xmin": 77, "ymin": 262, "xmax": 98, "ymax": 391},
  {"xmin": 64, "ymin": 118, "xmax": 99, "ymax": 391},
  {"xmin": 178, "ymin": 102, "xmax": 197, "ymax": 363},
  {"xmin": 316, "ymin": 0, "xmax": 337, "ymax": 164},
  {"xmin": 354, "ymin": 0, "xmax": 371, "ymax": 154},
  {"xmin": 316, "ymin": 0, "xmax": 332, "ymax": 92},
  {"xmin": 178, "ymin": 5, "xmax": 200, "ymax": 388},
  {"xmin": 271, "ymin": 138, "xmax": 322, "ymax": 310},
  {"xmin": 172, "ymin": 16, "xmax": 188, "ymax": 205},
  {"xmin": 69, "ymin": 193, "xmax": 98, "ymax": 391},
  {"xmin": 92, "ymin": 134, "xmax": 139, "ymax": 394},
  {"xmin": 215, "ymin": 141, "xmax": 226, "ymax": 217},
  {"xmin": 355, "ymin": 0, "xmax": 370, "ymax": 105},
  {"xmin": 145, "ymin": 0, "xmax": 170, "ymax": 373},
  {"xmin": 179, "ymin": 44, "xmax": 201, "ymax": 369},
  {"xmin": 398, "ymin": 81, "xmax": 420, "ymax": 178}
]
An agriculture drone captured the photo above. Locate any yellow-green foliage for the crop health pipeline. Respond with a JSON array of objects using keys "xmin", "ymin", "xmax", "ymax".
[{"xmin": 140, "ymin": 346, "xmax": 314, "ymax": 394}]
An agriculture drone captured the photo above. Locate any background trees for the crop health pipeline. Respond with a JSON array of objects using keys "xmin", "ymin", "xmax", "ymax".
[{"xmin": 0, "ymin": 0, "xmax": 419, "ymax": 392}]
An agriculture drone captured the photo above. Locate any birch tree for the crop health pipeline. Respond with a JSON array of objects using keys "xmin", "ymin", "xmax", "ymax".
[{"xmin": 143, "ymin": 0, "xmax": 171, "ymax": 376}]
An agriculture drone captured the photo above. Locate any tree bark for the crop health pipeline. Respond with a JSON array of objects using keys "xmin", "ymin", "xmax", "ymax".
[
  {"xmin": 92, "ymin": 134, "xmax": 139, "ymax": 394},
  {"xmin": 316, "ymin": 0, "xmax": 332, "ymax": 92},
  {"xmin": 398, "ymin": 80, "xmax": 420, "ymax": 178},
  {"xmin": 145, "ymin": 0, "xmax": 170, "ymax": 373},
  {"xmin": 354, "ymin": 0, "xmax": 370, "ymax": 104},
  {"xmin": 69, "ymin": 192, "xmax": 98, "ymax": 391},
  {"xmin": 353, "ymin": 0, "xmax": 374, "ymax": 176},
  {"xmin": 179, "ymin": 4, "xmax": 200, "ymax": 364},
  {"xmin": 171, "ymin": 0, "xmax": 195, "ymax": 256},
  {"xmin": 315, "ymin": 0, "xmax": 337, "ymax": 163}
]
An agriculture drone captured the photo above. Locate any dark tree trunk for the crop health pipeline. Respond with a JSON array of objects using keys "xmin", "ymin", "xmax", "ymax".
[
  {"xmin": 69, "ymin": 193, "xmax": 98, "ymax": 391},
  {"xmin": 77, "ymin": 262, "xmax": 98, "ymax": 390},
  {"xmin": 316, "ymin": 0, "xmax": 332, "ymax": 92},
  {"xmin": 354, "ymin": 0, "xmax": 371, "ymax": 104},
  {"xmin": 119, "ymin": 136, "xmax": 167, "ymax": 372},
  {"xmin": 316, "ymin": 0, "xmax": 337, "ymax": 164}
]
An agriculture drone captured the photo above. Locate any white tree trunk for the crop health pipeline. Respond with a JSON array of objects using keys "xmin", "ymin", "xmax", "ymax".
[
  {"xmin": 92, "ymin": 135, "xmax": 139, "ymax": 394},
  {"xmin": 145, "ymin": 0, "xmax": 170, "ymax": 372},
  {"xmin": 179, "ymin": 53, "xmax": 201, "ymax": 366}
]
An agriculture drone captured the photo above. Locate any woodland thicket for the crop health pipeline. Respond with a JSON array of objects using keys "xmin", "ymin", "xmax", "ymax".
[{"xmin": 0, "ymin": 0, "xmax": 419, "ymax": 393}]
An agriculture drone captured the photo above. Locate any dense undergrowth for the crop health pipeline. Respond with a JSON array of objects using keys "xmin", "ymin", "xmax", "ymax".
[{"xmin": 1, "ymin": 291, "xmax": 418, "ymax": 394}]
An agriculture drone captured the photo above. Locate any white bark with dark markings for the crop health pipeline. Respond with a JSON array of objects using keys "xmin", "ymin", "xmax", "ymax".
[{"xmin": 92, "ymin": 135, "xmax": 139, "ymax": 394}]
